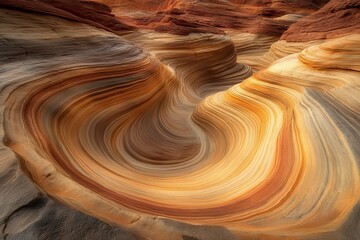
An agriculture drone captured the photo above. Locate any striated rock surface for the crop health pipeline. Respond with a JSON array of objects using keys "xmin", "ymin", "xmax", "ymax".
[
  {"xmin": 281, "ymin": 0, "xmax": 360, "ymax": 41},
  {"xmin": 0, "ymin": 0, "xmax": 360, "ymax": 240},
  {"xmin": 95, "ymin": 0, "xmax": 329, "ymax": 35},
  {"xmin": 0, "ymin": 9, "xmax": 144, "ymax": 240},
  {"xmin": 0, "ymin": 0, "xmax": 134, "ymax": 33}
]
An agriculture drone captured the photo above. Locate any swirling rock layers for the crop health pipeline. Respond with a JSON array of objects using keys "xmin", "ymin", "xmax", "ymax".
[
  {"xmin": 0, "ymin": 0, "xmax": 134, "ymax": 33},
  {"xmin": 96, "ymin": 0, "xmax": 329, "ymax": 36},
  {"xmin": 1, "ymin": 3, "xmax": 360, "ymax": 240}
]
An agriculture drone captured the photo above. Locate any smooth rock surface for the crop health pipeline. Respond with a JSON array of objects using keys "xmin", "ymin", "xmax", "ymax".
[{"xmin": 0, "ymin": 1, "xmax": 359, "ymax": 240}]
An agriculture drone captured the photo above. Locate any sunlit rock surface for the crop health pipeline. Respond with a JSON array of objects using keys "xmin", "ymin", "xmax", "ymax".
[{"xmin": 0, "ymin": 1, "xmax": 359, "ymax": 240}]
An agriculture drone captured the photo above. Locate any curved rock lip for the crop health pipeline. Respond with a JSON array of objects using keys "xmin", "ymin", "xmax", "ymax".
[{"xmin": 0, "ymin": 0, "xmax": 134, "ymax": 33}]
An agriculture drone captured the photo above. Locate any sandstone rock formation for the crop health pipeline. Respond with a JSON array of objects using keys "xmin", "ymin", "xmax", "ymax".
[
  {"xmin": 0, "ymin": 0, "xmax": 134, "ymax": 33},
  {"xmin": 0, "ymin": 1, "xmax": 359, "ymax": 240},
  {"xmin": 282, "ymin": 0, "xmax": 360, "ymax": 41}
]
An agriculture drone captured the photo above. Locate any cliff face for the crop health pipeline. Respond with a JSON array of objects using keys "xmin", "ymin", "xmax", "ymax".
[
  {"xmin": 0, "ymin": 1, "xmax": 360, "ymax": 240},
  {"xmin": 96, "ymin": 0, "xmax": 183, "ymax": 11},
  {"xmin": 91, "ymin": 0, "xmax": 331, "ymax": 35},
  {"xmin": 282, "ymin": 0, "xmax": 360, "ymax": 41}
]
